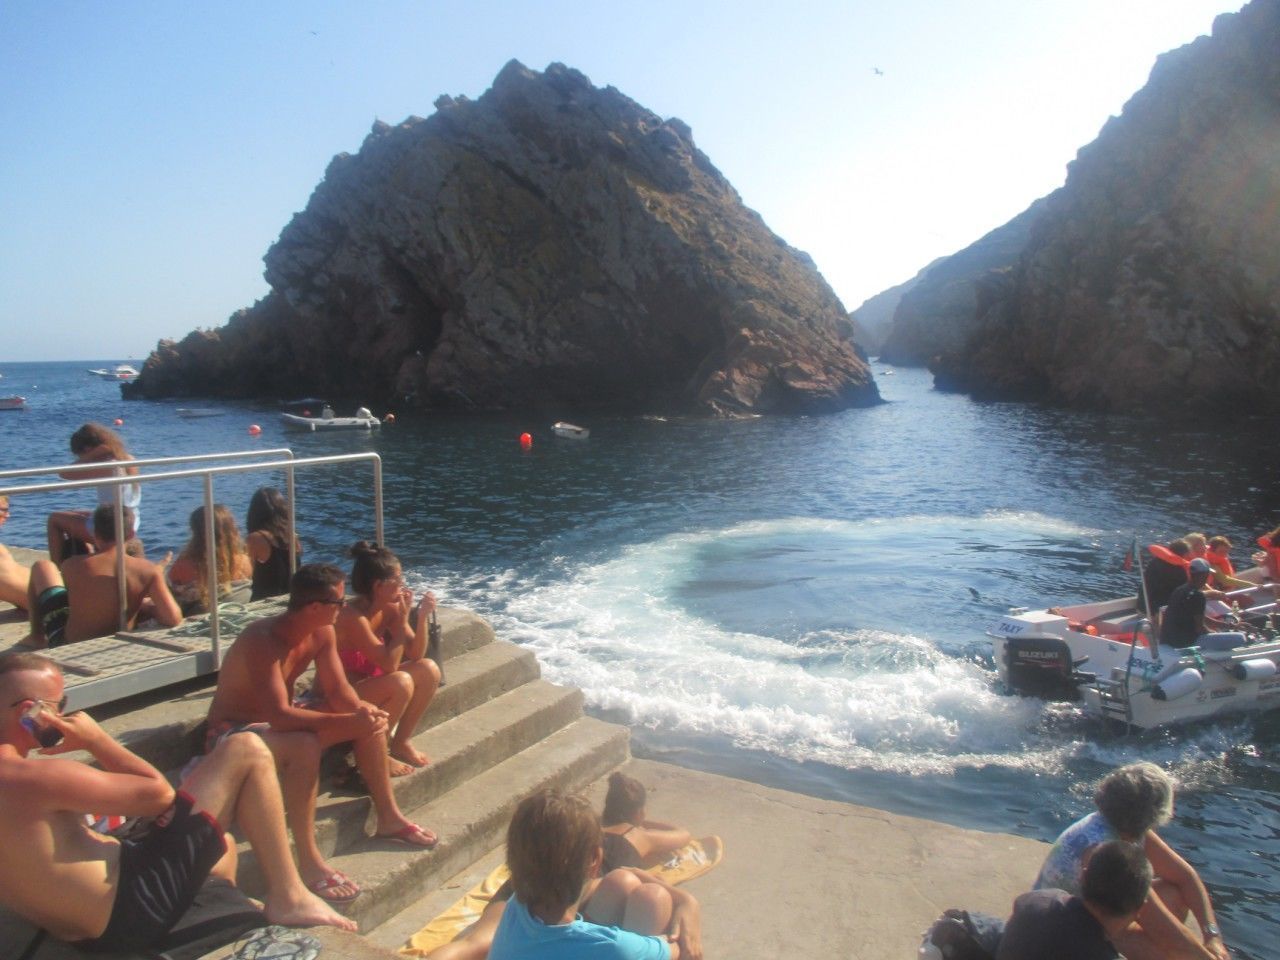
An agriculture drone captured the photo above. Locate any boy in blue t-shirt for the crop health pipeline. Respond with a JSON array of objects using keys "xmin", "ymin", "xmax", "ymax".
[{"xmin": 490, "ymin": 789, "xmax": 701, "ymax": 960}]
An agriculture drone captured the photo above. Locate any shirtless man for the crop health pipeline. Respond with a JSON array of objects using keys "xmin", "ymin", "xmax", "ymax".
[
  {"xmin": 205, "ymin": 563, "xmax": 438, "ymax": 905},
  {"xmin": 0, "ymin": 495, "xmax": 32, "ymax": 610},
  {"xmin": 26, "ymin": 504, "xmax": 182, "ymax": 647},
  {"xmin": 0, "ymin": 652, "xmax": 355, "ymax": 954}
]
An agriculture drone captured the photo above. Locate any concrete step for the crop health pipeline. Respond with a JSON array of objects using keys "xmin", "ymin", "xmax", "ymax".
[
  {"xmin": 234, "ymin": 673, "xmax": 583, "ymax": 887},
  {"xmin": 320, "ymin": 716, "xmax": 630, "ymax": 933}
]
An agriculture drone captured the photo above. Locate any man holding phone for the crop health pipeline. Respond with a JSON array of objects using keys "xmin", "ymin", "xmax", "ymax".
[{"xmin": 0, "ymin": 652, "xmax": 356, "ymax": 953}]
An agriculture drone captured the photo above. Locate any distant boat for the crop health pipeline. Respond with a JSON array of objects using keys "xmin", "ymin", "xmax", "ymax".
[
  {"xmin": 0, "ymin": 396, "xmax": 26, "ymax": 411},
  {"xmin": 281, "ymin": 404, "xmax": 380, "ymax": 432},
  {"xmin": 88, "ymin": 364, "xmax": 140, "ymax": 381},
  {"xmin": 176, "ymin": 407, "xmax": 224, "ymax": 419},
  {"xmin": 552, "ymin": 421, "xmax": 590, "ymax": 440}
]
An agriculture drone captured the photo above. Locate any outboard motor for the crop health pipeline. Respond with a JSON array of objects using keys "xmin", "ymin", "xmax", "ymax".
[{"xmin": 1003, "ymin": 636, "xmax": 1094, "ymax": 700}]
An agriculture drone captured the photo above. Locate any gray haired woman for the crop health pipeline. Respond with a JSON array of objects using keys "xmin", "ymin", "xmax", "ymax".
[{"xmin": 1033, "ymin": 762, "xmax": 1228, "ymax": 960}]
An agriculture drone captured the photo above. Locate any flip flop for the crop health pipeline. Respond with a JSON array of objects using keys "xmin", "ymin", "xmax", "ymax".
[
  {"xmin": 308, "ymin": 870, "xmax": 361, "ymax": 904},
  {"xmin": 379, "ymin": 822, "xmax": 439, "ymax": 849},
  {"xmin": 233, "ymin": 925, "xmax": 323, "ymax": 960}
]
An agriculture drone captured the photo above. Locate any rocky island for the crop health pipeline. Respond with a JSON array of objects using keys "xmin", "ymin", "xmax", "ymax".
[
  {"xmin": 875, "ymin": 0, "xmax": 1280, "ymax": 415},
  {"xmin": 125, "ymin": 61, "xmax": 877, "ymax": 417}
]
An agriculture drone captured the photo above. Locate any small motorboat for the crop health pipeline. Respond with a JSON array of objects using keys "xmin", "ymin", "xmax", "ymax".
[
  {"xmin": 88, "ymin": 364, "xmax": 140, "ymax": 381},
  {"xmin": 0, "ymin": 396, "xmax": 26, "ymax": 411},
  {"xmin": 552, "ymin": 421, "xmax": 590, "ymax": 440},
  {"xmin": 176, "ymin": 408, "xmax": 225, "ymax": 418},
  {"xmin": 988, "ymin": 566, "xmax": 1280, "ymax": 729},
  {"xmin": 281, "ymin": 404, "xmax": 380, "ymax": 432}
]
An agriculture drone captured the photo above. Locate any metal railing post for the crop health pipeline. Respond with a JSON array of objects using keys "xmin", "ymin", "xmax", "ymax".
[{"xmin": 202, "ymin": 474, "xmax": 221, "ymax": 666}]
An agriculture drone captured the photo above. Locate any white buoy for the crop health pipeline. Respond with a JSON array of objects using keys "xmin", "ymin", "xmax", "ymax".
[
  {"xmin": 1232, "ymin": 658, "xmax": 1278, "ymax": 681},
  {"xmin": 1152, "ymin": 667, "xmax": 1203, "ymax": 701}
]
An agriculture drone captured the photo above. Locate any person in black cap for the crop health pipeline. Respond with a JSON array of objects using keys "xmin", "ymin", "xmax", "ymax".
[{"xmin": 1159, "ymin": 558, "xmax": 1224, "ymax": 648}]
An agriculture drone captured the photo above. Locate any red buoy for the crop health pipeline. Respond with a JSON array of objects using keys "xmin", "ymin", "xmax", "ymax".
[
  {"xmin": 519, "ymin": 432, "xmax": 533, "ymax": 450},
  {"xmin": 113, "ymin": 418, "xmax": 124, "ymax": 426},
  {"xmin": 248, "ymin": 424, "xmax": 262, "ymax": 436},
  {"xmin": 384, "ymin": 412, "xmax": 396, "ymax": 424}
]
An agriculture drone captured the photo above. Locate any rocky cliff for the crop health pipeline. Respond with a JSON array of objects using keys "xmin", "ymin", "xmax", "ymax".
[
  {"xmin": 877, "ymin": 208, "xmax": 1042, "ymax": 366},
  {"xmin": 126, "ymin": 61, "xmax": 877, "ymax": 417},
  {"xmin": 847, "ymin": 258, "xmax": 941, "ymax": 356},
  {"xmin": 927, "ymin": 0, "xmax": 1280, "ymax": 412}
]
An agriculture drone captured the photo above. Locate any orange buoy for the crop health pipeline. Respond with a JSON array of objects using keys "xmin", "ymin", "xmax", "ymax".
[
  {"xmin": 248, "ymin": 424, "xmax": 262, "ymax": 436},
  {"xmin": 519, "ymin": 432, "xmax": 533, "ymax": 449},
  {"xmin": 113, "ymin": 418, "xmax": 124, "ymax": 426}
]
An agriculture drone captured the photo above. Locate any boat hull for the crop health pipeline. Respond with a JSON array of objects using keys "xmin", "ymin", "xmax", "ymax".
[{"xmin": 280, "ymin": 412, "xmax": 380, "ymax": 432}]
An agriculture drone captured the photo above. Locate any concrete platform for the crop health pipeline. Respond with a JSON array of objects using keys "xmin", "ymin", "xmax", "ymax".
[{"xmin": 374, "ymin": 758, "xmax": 1049, "ymax": 960}]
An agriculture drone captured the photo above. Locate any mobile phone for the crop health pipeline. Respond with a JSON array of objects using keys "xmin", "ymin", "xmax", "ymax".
[{"xmin": 20, "ymin": 702, "xmax": 64, "ymax": 749}]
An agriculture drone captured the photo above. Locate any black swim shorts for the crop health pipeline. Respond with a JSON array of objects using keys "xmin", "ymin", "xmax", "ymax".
[
  {"xmin": 75, "ymin": 791, "xmax": 227, "ymax": 953},
  {"xmin": 35, "ymin": 586, "xmax": 71, "ymax": 647}
]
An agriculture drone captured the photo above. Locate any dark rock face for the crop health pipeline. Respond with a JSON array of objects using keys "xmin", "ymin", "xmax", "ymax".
[
  {"xmin": 877, "ymin": 208, "xmax": 1043, "ymax": 367},
  {"xmin": 127, "ymin": 61, "xmax": 877, "ymax": 416},
  {"xmin": 847, "ymin": 258, "xmax": 942, "ymax": 356},
  {"xmin": 926, "ymin": 0, "xmax": 1280, "ymax": 412}
]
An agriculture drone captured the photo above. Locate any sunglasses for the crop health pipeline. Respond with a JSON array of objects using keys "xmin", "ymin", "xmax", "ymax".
[
  {"xmin": 314, "ymin": 597, "xmax": 345, "ymax": 607},
  {"xmin": 10, "ymin": 695, "xmax": 68, "ymax": 714}
]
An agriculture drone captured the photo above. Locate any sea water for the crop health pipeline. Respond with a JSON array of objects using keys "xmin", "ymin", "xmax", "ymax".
[{"xmin": 2, "ymin": 359, "xmax": 1278, "ymax": 958}]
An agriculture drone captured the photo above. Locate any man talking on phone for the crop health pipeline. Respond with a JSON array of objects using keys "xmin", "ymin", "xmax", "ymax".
[{"xmin": 0, "ymin": 652, "xmax": 355, "ymax": 954}]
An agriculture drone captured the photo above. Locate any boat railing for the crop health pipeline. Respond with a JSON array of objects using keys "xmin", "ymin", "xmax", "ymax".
[{"xmin": 0, "ymin": 451, "xmax": 383, "ymax": 704}]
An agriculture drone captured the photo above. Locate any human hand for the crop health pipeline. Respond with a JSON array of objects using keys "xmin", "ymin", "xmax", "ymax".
[
  {"xmin": 38, "ymin": 710, "xmax": 109, "ymax": 755},
  {"xmin": 418, "ymin": 592, "xmax": 437, "ymax": 617},
  {"xmin": 1206, "ymin": 936, "xmax": 1230, "ymax": 960},
  {"xmin": 668, "ymin": 893, "xmax": 703, "ymax": 960}
]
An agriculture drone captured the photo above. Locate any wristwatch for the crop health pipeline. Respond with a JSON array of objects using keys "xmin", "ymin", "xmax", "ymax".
[{"xmin": 1204, "ymin": 922, "xmax": 1221, "ymax": 938}]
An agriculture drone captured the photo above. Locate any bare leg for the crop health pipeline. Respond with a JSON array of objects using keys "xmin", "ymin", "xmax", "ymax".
[
  {"xmin": 621, "ymin": 883, "xmax": 674, "ymax": 936},
  {"xmin": 257, "ymin": 729, "xmax": 359, "ymax": 901},
  {"xmin": 181, "ymin": 735, "xmax": 357, "ymax": 930},
  {"xmin": 428, "ymin": 899, "xmax": 506, "ymax": 960},
  {"xmin": 353, "ymin": 672, "xmax": 415, "ymax": 776},
  {"xmin": 25, "ymin": 560, "xmax": 63, "ymax": 647},
  {"xmin": 0, "ymin": 546, "xmax": 31, "ymax": 610},
  {"xmin": 351, "ymin": 728, "xmax": 436, "ymax": 844},
  {"xmin": 584, "ymin": 870, "xmax": 673, "ymax": 935},
  {"xmin": 584, "ymin": 869, "xmax": 642, "ymax": 926},
  {"xmin": 389, "ymin": 658, "xmax": 440, "ymax": 768}
]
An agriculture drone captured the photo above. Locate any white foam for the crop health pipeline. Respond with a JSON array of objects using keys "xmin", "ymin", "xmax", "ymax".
[{"xmin": 416, "ymin": 513, "xmax": 1252, "ymax": 779}]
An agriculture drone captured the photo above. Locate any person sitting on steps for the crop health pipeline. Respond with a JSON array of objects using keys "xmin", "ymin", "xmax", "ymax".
[
  {"xmin": 0, "ymin": 652, "xmax": 356, "ymax": 955},
  {"xmin": 204, "ymin": 563, "xmax": 439, "ymax": 906},
  {"xmin": 333, "ymin": 541, "xmax": 441, "ymax": 776}
]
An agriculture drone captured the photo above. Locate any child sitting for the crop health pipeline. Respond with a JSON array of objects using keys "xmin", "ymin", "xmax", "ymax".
[{"xmin": 491, "ymin": 789, "xmax": 702, "ymax": 960}]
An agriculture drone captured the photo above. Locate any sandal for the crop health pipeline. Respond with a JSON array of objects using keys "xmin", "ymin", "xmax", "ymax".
[{"xmin": 308, "ymin": 871, "xmax": 361, "ymax": 904}]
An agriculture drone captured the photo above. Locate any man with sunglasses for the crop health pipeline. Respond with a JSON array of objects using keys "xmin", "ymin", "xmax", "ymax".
[
  {"xmin": 0, "ymin": 651, "xmax": 356, "ymax": 954},
  {"xmin": 204, "ymin": 563, "xmax": 438, "ymax": 907}
]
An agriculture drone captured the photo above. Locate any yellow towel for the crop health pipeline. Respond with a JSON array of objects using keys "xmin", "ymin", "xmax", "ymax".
[{"xmin": 400, "ymin": 836, "xmax": 724, "ymax": 957}]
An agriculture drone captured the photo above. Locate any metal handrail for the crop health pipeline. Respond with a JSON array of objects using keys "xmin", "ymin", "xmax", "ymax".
[{"xmin": 1, "ymin": 451, "xmax": 383, "ymax": 667}]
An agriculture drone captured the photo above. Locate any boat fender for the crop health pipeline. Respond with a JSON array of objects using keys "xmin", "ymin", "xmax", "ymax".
[
  {"xmin": 1152, "ymin": 667, "xmax": 1203, "ymax": 701},
  {"xmin": 1231, "ymin": 658, "xmax": 1278, "ymax": 681}
]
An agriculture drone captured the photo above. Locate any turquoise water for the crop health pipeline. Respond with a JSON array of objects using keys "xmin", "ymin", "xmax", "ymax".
[{"xmin": 2, "ymin": 360, "xmax": 1278, "ymax": 958}]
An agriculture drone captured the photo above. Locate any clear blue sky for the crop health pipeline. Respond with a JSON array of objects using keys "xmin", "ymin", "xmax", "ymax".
[{"xmin": 0, "ymin": 0, "xmax": 1242, "ymax": 361}]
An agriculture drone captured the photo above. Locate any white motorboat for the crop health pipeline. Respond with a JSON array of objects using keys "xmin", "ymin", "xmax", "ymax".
[
  {"xmin": 552, "ymin": 421, "xmax": 590, "ymax": 440},
  {"xmin": 281, "ymin": 405, "xmax": 380, "ymax": 432},
  {"xmin": 88, "ymin": 364, "xmax": 140, "ymax": 381},
  {"xmin": 0, "ymin": 396, "xmax": 25, "ymax": 411},
  {"xmin": 988, "ymin": 570, "xmax": 1280, "ymax": 729}
]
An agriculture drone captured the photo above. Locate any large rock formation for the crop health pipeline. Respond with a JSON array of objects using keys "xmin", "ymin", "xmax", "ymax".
[
  {"xmin": 926, "ymin": 0, "xmax": 1280, "ymax": 412},
  {"xmin": 847, "ymin": 258, "xmax": 942, "ymax": 356},
  {"xmin": 127, "ymin": 61, "xmax": 877, "ymax": 416},
  {"xmin": 877, "ymin": 209, "xmax": 1042, "ymax": 366}
]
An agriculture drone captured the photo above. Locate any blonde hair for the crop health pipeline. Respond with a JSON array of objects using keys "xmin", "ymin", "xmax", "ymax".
[{"xmin": 187, "ymin": 504, "xmax": 246, "ymax": 606}]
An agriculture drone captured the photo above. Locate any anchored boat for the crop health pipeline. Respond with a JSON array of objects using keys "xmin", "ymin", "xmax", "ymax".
[
  {"xmin": 552, "ymin": 421, "xmax": 589, "ymax": 440},
  {"xmin": 0, "ymin": 396, "xmax": 26, "ymax": 411},
  {"xmin": 280, "ymin": 402, "xmax": 381, "ymax": 432},
  {"xmin": 87, "ymin": 364, "xmax": 140, "ymax": 381},
  {"xmin": 989, "ymin": 571, "xmax": 1280, "ymax": 729}
]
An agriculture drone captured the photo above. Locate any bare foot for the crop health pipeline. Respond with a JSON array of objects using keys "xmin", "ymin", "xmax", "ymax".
[
  {"xmin": 264, "ymin": 888, "xmax": 359, "ymax": 932},
  {"xmin": 388, "ymin": 756, "xmax": 415, "ymax": 778},
  {"xmin": 390, "ymin": 742, "xmax": 430, "ymax": 769}
]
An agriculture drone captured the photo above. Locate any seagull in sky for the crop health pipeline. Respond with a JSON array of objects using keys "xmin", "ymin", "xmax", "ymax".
[{"xmin": 873, "ymin": 67, "xmax": 884, "ymax": 76}]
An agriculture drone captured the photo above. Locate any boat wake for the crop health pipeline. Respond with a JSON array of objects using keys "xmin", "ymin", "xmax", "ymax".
[{"xmin": 420, "ymin": 512, "xmax": 1260, "ymax": 778}]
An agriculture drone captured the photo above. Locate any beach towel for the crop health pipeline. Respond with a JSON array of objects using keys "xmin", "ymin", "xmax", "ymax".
[{"xmin": 399, "ymin": 835, "xmax": 724, "ymax": 956}]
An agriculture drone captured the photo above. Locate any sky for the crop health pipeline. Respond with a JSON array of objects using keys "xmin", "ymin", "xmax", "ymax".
[{"xmin": 0, "ymin": 0, "xmax": 1244, "ymax": 361}]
